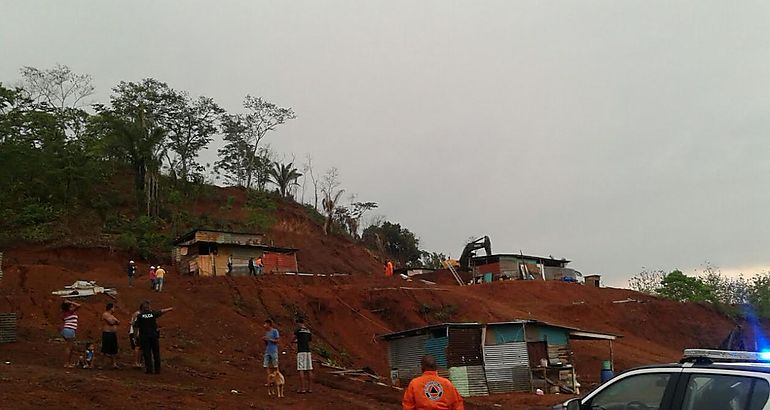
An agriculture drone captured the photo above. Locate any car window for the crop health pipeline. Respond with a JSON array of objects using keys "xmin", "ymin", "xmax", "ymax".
[
  {"xmin": 589, "ymin": 373, "xmax": 671, "ymax": 410},
  {"xmin": 681, "ymin": 374, "xmax": 770, "ymax": 410}
]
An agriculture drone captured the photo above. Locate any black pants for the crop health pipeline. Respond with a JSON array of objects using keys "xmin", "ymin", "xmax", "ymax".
[
  {"xmin": 249, "ymin": 266, "xmax": 256, "ymax": 276},
  {"xmin": 140, "ymin": 336, "xmax": 161, "ymax": 374}
]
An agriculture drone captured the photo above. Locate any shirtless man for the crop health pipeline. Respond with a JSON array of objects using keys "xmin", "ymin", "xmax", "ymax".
[{"xmin": 101, "ymin": 303, "xmax": 120, "ymax": 369}]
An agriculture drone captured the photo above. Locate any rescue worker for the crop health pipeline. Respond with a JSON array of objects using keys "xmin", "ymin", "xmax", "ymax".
[
  {"xmin": 402, "ymin": 355, "xmax": 464, "ymax": 410},
  {"xmin": 385, "ymin": 260, "xmax": 394, "ymax": 277}
]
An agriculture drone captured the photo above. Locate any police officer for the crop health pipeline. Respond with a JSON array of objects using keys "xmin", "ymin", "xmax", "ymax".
[{"xmin": 134, "ymin": 300, "xmax": 173, "ymax": 374}]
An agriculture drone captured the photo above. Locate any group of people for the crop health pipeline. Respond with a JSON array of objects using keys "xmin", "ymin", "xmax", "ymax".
[
  {"xmin": 59, "ymin": 258, "xmax": 467, "ymax": 409},
  {"xmin": 262, "ymin": 317, "xmax": 315, "ymax": 394},
  {"xmin": 226, "ymin": 255, "xmax": 265, "ymax": 275},
  {"xmin": 128, "ymin": 260, "xmax": 167, "ymax": 292},
  {"xmin": 59, "ymin": 299, "xmax": 173, "ymax": 375}
]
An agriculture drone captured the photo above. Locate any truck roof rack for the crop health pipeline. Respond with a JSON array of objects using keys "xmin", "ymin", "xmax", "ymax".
[{"xmin": 681, "ymin": 349, "xmax": 770, "ymax": 364}]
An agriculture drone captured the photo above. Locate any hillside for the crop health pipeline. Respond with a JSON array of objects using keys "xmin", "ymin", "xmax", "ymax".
[{"xmin": 0, "ymin": 240, "xmax": 745, "ymax": 409}]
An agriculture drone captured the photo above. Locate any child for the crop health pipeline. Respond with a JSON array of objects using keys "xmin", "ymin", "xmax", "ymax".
[{"xmin": 80, "ymin": 343, "xmax": 95, "ymax": 369}]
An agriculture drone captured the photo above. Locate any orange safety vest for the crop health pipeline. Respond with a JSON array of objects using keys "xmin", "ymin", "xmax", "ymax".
[
  {"xmin": 386, "ymin": 261, "xmax": 394, "ymax": 277},
  {"xmin": 402, "ymin": 371, "xmax": 464, "ymax": 410}
]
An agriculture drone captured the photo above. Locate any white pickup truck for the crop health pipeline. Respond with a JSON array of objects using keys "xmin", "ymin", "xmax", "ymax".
[{"xmin": 554, "ymin": 349, "xmax": 770, "ymax": 410}]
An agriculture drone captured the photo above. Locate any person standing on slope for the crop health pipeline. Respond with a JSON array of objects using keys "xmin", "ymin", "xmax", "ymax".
[
  {"xmin": 154, "ymin": 265, "xmax": 166, "ymax": 292},
  {"xmin": 148, "ymin": 266, "xmax": 157, "ymax": 290},
  {"xmin": 60, "ymin": 301, "xmax": 81, "ymax": 367},
  {"xmin": 262, "ymin": 319, "xmax": 281, "ymax": 383},
  {"xmin": 127, "ymin": 260, "xmax": 137, "ymax": 287},
  {"xmin": 101, "ymin": 302, "xmax": 120, "ymax": 369},
  {"xmin": 135, "ymin": 300, "xmax": 173, "ymax": 374},
  {"xmin": 403, "ymin": 355, "xmax": 464, "ymax": 410},
  {"xmin": 293, "ymin": 318, "xmax": 313, "ymax": 393},
  {"xmin": 128, "ymin": 305, "xmax": 142, "ymax": 368},
  {"xmin": 248, "ymin": 257, "xmax": 256, "ymax": 276}
]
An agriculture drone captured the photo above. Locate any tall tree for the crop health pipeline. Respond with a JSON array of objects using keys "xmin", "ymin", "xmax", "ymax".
[
  {"xmin": 94, "ymin": 78, "xmax": 180, "ymax": 215},
  {"xmin": 320, "ymin": 167, "xmax": 343, "ymax": 235},
  {"xmin": 362, "ymin": 221, "xmax": 422, "ymax": 267},
  {"xmin": 17, "ymin": 64, "xmax": 94, "ymax": 139},
  {"xmin": 164, "ymin": 95, "xmax": 223, "ymax": 183},
  {"xmin": 302, "ymin": 154, "xmax": 319, "ymax": 210},
  {"xmin": 18, "ymin": 64, "xmax": 94, "ymax": 109},
  {"xmin": 216, "ymin": 113, "xmax": 275, "ymax": 189},
  {"xmin": 268, "ymin": 161, "xmax": 302, "ymax": 198},
  {"xmin": 335, "ymin": 199, "xmax": 378, "ymax": 239},
  {"xmin": 91, "ymin": 110, "xmax": 166, "ymax": 216},
  {"xmin": 215, "ymin": 95, "xmax": 295, "ymax": 190}
]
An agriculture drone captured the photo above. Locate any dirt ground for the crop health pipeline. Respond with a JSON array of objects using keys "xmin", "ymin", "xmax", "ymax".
[{"xmin": 0, "ymin": 245, "xmax": 742, "ymax": 409}]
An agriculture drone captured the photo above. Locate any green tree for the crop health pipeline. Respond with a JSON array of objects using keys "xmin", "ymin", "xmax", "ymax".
[
  {"xmin": 420, "ymin": 251, "xmax": 448, "ymax": 269},
  {"xmin": 215, "ymin": 95, "xmax": 295, "ymax": 189},
  {"xmin": 0, "ymin": 82, "xmax": 110, "ymax": 242},
  {"xmin": 747, "ymin": 273, "xmax": 770, "ymax": 318},
  {"xmin": 362, "ymin": 221, "xmax": 422, "ymax": 267},
  {"xmin": 657, "ymin": 270, "xmax": 714, "ymax": 303},
  {"xmin": 93, "ymin": 78, "xmax": 182, "ymax": 215},
  {"xmin": 91, "ymin": 109, "xmax": 166, "ymax": 216},
  {"xmin": 268, "ymin": 161, "xmax": 302, "ymax": 198},
  {"xmin": 164, "ymin": 95, "xmax": 223, "ymax": 184}
]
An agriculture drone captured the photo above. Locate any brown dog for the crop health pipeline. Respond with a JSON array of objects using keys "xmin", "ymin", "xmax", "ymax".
[{"xmin": 267, "ymin": 369, "xmax": 285, "ymax": 397}]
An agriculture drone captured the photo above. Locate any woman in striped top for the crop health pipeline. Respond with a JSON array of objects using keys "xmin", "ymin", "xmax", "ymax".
[{"xmin": 61, "ymin": 301, "xmax": 81, "ymax": 368}]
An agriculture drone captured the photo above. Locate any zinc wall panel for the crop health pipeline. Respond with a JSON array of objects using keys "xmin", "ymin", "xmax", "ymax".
[
  {"xmin": 485, "ymin": 367, "xmax": 514, "ymax": 394},
  {"xmin": 424, "ymin": 336, "xmax": 448, "ymax": 368},
  {"xmin": 466, "ymin": 365, "xmax": 490, "ymax": 396},
  {"xmin": 449, "ymin": 366, "xmax": 489, "ymax": 397},
  {"xmin": 483, "ymin": 342, "xmax": 530, "ymax": 393},
  {"xmin": 389, "ymin": 335, "xmax": 429, "ymax": 384},
  {"xmin": 0, "ymin": 313, "xmax": 17, "ymax": 343},
  {"xmin": 449, "ymin": 366, "xmax": 469, "ymax": 397},
  {"xmin": 483, "ymin": 342, "xmax": 529, "ymax": 367},
  {"xmin": 511, "ymin": 365, "xmax": 532, "ymax": 391},
  {"xmin": 447, "ymin": 327, "xmax": 483, "ymax": 366}
]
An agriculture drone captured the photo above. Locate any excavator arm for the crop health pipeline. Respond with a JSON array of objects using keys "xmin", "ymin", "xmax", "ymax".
[{"xmin": 458, "ymin": 236, "xmax": 492, "ymax": 271}]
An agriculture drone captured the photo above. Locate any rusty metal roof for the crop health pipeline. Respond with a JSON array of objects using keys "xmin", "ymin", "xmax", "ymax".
[{"xmin": 382, "ymin": 320, "xmax": 620, "ymax": 341}]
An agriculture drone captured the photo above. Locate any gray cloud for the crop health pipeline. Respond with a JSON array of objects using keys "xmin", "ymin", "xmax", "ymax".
[{"xmin": 3, "ymin": 0, "xmax": 770, "ymax": 286}]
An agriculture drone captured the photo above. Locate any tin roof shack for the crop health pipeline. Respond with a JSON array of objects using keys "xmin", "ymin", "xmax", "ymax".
[
  {"xmin": 471, "ymin": 254, "xmax": 581, "ymax": 283},
  {"xmin": 173, "ymin": 229, "xmax": 298, "ymax": 276},
  {"xmin": 382, "ymin": 321, "xmax": 618, "ymax": 397},
  {"xmin": 383, "ymin": 323, "xmax": 488, "ymax": 396}
]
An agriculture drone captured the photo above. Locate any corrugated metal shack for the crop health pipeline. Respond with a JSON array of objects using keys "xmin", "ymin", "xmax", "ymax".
[
  {"xmin": 383, "ymin": 320, "xmax": 618, "ymax": 397},
  {"xmin": 172, "ymin": 229, "xmax": 298, "ymax": 276},
  {"xmin": 471, "ymin": 254, "xmax": 582, "ymax": 283}
]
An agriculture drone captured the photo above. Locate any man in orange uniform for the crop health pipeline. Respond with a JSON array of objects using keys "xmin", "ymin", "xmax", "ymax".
[
  {"xmin": 385, "ymin": 260, "xmax": 394, "ymax": 277},
  {"xmin": 403, "ymin": 355, "xmax": 464, "ymax": 410}
]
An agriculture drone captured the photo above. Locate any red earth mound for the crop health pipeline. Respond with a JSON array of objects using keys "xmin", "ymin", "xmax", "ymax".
[{"xmin": 0, "ymin": 245, "xmax": 750, "ymax": 409}]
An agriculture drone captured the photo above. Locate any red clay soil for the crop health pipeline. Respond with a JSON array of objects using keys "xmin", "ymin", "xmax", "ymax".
[
  {"xmin": 196, "ymin": 186, "xmax": 384, "ymax": 275},
  {"xmin": 0, "ymin": 243, "xmax": 752, "ymax": 409}
]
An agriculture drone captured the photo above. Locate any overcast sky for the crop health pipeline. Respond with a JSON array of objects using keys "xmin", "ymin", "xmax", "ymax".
[{"xmin": 3, "ymin": 1, "xmax": 770, "ymax": 286}]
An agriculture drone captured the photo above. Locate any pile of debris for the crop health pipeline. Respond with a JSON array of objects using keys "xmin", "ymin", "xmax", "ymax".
[
  {"xmin": 321, "ymin": 362, "xmax": 394, "ymax": 388},
  {"xmin": 51, "ymin": 280, "xmax": 117, "ymax": 298}
]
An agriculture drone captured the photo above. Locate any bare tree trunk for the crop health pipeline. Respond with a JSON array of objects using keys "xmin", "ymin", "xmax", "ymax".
[{"xmin": 144, "ymin": 170, "xmax": 160, "ymax": 217}]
